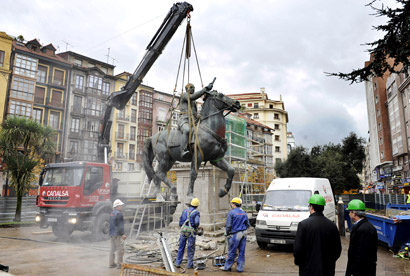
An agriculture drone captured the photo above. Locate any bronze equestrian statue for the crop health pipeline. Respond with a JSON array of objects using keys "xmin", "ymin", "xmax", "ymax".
[{"xmin": 142, "ymin": 81, "xmax": 241, "ymax": 200}]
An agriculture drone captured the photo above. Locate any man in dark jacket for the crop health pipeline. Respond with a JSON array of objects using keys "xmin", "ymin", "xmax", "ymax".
[
  {"xmin": 109, "ymin": 199, "xmax": 126, "ymax": 269},
  {"xmin": 293, "ymin": 194, "xmax": 342, "ymax": 276},
  {"xmin": 345, "ymin": 199, "xmax": 378, "ymax": 276}
]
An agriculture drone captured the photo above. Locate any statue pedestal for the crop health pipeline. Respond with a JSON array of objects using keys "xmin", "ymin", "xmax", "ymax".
[{"xmin": 170, "ymin": 163, "xmax": 240, "ymax": 232}]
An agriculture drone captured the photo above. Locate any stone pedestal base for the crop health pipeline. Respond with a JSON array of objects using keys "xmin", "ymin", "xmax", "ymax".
[{"xmin": 170, "ymin": 164, "xmax": 240, "ymax": 232}]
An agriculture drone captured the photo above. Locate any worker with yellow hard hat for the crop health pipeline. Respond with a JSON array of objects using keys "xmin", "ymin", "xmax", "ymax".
[
  {"xmin": 221, "ymin": 197, "xmax": 249, "ymax": 272},
  {"xmin": 175, "ymin": 198, "xmax": 201, "ymax": 269}
]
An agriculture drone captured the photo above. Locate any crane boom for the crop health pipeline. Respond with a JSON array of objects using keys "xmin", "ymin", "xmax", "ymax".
[{"xmin": 98, "ymin": 2, "xmax": 193, "ymax": 162}]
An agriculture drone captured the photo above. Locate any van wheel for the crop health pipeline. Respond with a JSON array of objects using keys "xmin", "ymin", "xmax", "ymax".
[
  {"xmin": 93, "ymin": 213, "xmax": 110, "ymax": 241},
  {"xmin": 257, "ymin": 240, "xmax": 268, "ymax": 249}
]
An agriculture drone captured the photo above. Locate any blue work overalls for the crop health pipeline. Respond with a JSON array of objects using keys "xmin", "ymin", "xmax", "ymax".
[
  {"xmin": 175, "ymin": 207, "xmax": 200, "ymax": 268},
  {"xmin": 224, "ymin": 207, "xmax": 250, "ymax": 272}
]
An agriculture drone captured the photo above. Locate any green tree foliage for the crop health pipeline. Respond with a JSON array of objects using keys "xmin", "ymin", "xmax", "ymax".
[
  {"xmin": 274, "ymin": 133, "xmax": 366, "ymax": 193},
  {"xmin": 327, "ymin": 0, "xmax": 410, "ymax": 83},
  {"xmin": 0, "ymin": 116, "xmax": 56, "ymax": 221}
]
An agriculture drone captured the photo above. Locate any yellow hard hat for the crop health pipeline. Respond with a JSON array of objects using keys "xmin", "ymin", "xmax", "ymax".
[
  {"xmin": 231, "ymin": 197, "xmax": 242, "ymax": 205},
  {"xmin": 191, "ymin": 198, "xmax": 200, "ymax": 207}
]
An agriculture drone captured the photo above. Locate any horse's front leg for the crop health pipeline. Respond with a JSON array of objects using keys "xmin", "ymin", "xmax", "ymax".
[
  {"xmin": 187, "ymin": 155, "xmax": 202, "ymax": 198},
  {"xmin": 210, "ymin": 158, "xmax": 235, "ymax": 198}
]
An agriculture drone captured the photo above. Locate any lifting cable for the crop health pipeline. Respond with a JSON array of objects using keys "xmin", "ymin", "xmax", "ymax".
[{"xmin": 164, "ymin": 12, "xmax": 205, "ymax": 170}]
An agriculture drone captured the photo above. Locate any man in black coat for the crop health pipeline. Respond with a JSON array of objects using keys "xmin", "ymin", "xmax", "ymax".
[
  {"xmin": 345, "ymin": 199, "xmax": 378, "ymax": 276},
  {"xmin": 293, "ymin": 194, "xmax": 342, "ymax": 276}
]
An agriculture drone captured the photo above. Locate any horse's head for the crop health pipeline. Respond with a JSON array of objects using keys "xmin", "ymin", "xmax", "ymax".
[{"xmin": 203, "ymin": 90, "xmax": 241, "ymax": 113}]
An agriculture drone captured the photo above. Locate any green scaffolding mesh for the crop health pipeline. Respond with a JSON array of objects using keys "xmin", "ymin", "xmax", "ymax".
[{"xmin": 225, "ymin": 114, "xmax": 246, "ymax": 159}]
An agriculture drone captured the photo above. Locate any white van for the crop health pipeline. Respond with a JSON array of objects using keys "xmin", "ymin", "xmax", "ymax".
[{"xmin": 255, "ymin": 177, "xmax": 336, "ymax": 249}]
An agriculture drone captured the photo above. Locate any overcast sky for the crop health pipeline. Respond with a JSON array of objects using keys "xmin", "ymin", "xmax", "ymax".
[{"xmin": 2, "ymin": 0, "xmax": 397, "ymax": 148}]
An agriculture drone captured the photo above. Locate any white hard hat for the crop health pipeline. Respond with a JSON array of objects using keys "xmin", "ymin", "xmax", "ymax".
[{"xmin": 113, "ymin": 199, "xmax": 125, "ymax": 208}]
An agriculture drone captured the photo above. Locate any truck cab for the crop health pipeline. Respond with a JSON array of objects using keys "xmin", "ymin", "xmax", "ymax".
[{"xmin": 35, "ymin": 162, "xmax": 114, "ymax": 240}]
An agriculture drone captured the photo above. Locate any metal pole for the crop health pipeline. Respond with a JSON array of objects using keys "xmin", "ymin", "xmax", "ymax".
[{"xmin": 337, "ymin": 196, "xmax": 345, "ymax": 236}]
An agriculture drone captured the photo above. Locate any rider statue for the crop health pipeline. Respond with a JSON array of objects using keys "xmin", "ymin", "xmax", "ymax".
[{"xmin": 179, "ymin": 80, "xmax": 214, "ymax": 158}]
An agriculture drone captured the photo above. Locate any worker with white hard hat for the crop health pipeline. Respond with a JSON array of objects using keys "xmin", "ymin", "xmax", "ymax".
[{"xmin": 109, "ymin": 199, "xmax": 126, "ymax": 269}]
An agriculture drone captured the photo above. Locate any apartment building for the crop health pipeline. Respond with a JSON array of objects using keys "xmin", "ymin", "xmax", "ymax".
[
  {"xmin": 364, "ymin": 56, "xmax": 394, "ymax": 192},
  {"xmin": 152, "ymin": 90, "xmax": 179, "ymax": 135},
  {"xmin": 385, "ymin": 70, "xmax": 410, "ymax": 191},
  {"xmin": 228, "ymin": 88, "xmax": 288, "ymax": 169},
  {"xmin": 6, "ymin": 39, "xmax": 71, "ymax": 161},
  {"xmin": 0, "ymin": 32, "xmax": 13, "ymax": 123},
  {"xmin": 58, "ymin": 51, "xmax": 115, "ymax": 162}
]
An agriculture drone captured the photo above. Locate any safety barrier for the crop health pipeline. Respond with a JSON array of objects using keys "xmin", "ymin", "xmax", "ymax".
[{"xmin": 0, "ymin": 197, "xmax": 37, "ymax": 223}]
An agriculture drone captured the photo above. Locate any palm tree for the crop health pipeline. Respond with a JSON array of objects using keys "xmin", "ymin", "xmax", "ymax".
[{"xmin": 0, "ymin": 116, "xmax": 56, "ymax": 221}]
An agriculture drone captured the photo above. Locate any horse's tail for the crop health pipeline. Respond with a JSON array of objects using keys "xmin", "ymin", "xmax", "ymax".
[{"xmin": 142, "ymin": 137, "xmax": 155, "ymax": 184}]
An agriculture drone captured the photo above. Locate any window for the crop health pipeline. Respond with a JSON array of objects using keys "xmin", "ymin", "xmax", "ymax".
[
  {"xmin": 37, "ymin": 65, "xmax": 47, "ymax": 83},
  {"xmin": 34, "ymin": 86, "xmax": 46, "ymax": 104},
  {"xmin": 378, "ymin": 122, "xmax": 381, "ymax": 131},
  {"xmin": 117, "ymin": 143, "xmax": 124, "ymax": 158},
  {"xmin": 49, "ymin": 111, "xmax": 60, "ymax": 129},
  {"xmin": 128, "ymin": 163, "xmax": 135, "ymax": 171},
  {"xmin": 102, "ymin": 82, "xmax": 110, "ymax": 96},
  {"xmin": 53, "ymin": 69, "xmax": 64, "ymax": 85},
  {"xmin": 86, "ymin": 97, "xmax": 102, "ymax": 116},
  {"xmin": 9, "ymin": 100, "xmax": 31, "ymax": 117},
  {"xmin": 247, "ymin": 103, "xmax": 252, "ymax": 107},
  {"xmin": 0, "ymin": 50, "xmax": 4, "ymax": 67},
  {"xmin": 275, "ymin": 146, "xmax": 280, "ymax": 153},
  {"xmin": 157, "ymin": 108, "xmax": 166, "ymax": 122},
  {"xmin": 71, "ymin": 118, "xmax": 80, "ymax": 133},
  {"xmin": 131, "ymin": 93, "xmax": 137, "ymax": 105},
  {"xmin": 275, "ymin": 135, "xmax": 280, "ymax": 141},
  {"xmin": 69, "ymin": 141, "xmax": 79, "ymax": 154},
  {"xmin": 254, "ymin": 103, "xmax": 259, "ymax": 108},
  {"xmin": 117, "ymin": 124, "xmax": 125, "ymax": 139},
  {"xmin": 83, "ymin": 140, "xmax": 97, "ymax": 161},
  {"xmin": 375, "ymin": 96, "xmax": 379, "ymax": 104},
  {"xmin": 253, "ymin": 113, "xmax": 259, "ymax": 119},
  {"xmin": 75, "ymin": 75, "xmax": 84, "ymax": 89},
  {"xmin": 129, "ymin": 144, "xmax": 135, "ymax": 160},
  {"xmin": 11, "ymin": 76, "xmax": 35, "ymax": 101},
  {"xmin": 274, "ymin": 124, "xmax": 280, "ymax": 130},
  {"xmin": 158, "ymin": 94, "xmax": 164, "ymax": 101},
  {"xmin": 274, "ymin": 113, "xmax": 279, "ymax": 120},
  {"xmin": 270, "ymin": 104, "xmax": 273, "ymax": 109},
  {"xmin": 87, "ymin": 75, "xmax": 102, "ymax": 90},
  {"xmin": 14, "ymin": 53, "xmax": 37, "ymax": 78},
  {"xmin": 50, "ymin": 90, "xmax": 63, "ymax": 106},
  {"xmin": 73, "ymin": 96, "xmax": 82, "ymax": 113},
  {"xmin": 379, "ymin": 137, "xmax": 383, "ymax": 145},
  {"xmin": 377, "ymin": 109, "xmax": 380, "ymax": 117},
  {"xmin": 131, "ymin": 109, "xmax": 137, "ymax": 123},
  {"xmin": 380, "ymin": 151, "xmax": 384, "ymax": 159},
  {"xmin": 130, "ymin": 126, "xmax": 136, "ymax": 140},
  {"xmin": 32, "ymin": 108, "xmax": 43, "ymax": 123}
]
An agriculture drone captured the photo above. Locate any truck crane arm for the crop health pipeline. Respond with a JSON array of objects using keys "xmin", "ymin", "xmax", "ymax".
[{"xmin": 98, "ymin": 2, "xmax": 193, "ymax": 162}]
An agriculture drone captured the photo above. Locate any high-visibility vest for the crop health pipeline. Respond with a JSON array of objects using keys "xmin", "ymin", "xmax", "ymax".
[{"xmin": 407, "ymin": 194, "xmax": 410, "ymax": 204}]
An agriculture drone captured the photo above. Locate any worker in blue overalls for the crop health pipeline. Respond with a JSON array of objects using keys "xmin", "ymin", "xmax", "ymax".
[
  {"xmin": 175, "ymin": 198, "xmax": 200, "ymax": 269},
  {"xmin": 221, "ymin": 197, "xmax": 250, "ymax": 272}
]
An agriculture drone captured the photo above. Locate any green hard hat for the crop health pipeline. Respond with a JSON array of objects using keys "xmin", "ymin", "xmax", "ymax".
[
  {"xmin": 347, "ymin": 199, "xmax": 366, "ymax": 211},
  {"xmin": 308, "ymin": 194, "xmax": 326, "ymax": 206}
]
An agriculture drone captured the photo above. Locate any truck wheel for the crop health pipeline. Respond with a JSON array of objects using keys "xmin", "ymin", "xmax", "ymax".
[
  {"xmin": 52, "ymin": 224, "xmax": 73, "ymax": 240},
  {"xmin": 94, "ymin": 213, "xmax": 110, "ymax": 241},
  {"xmin": 257, "ymin": 240, "xmax": 268, "ymax": 249}
]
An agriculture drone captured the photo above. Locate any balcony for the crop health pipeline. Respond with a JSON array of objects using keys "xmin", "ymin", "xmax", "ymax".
[
  {"xmin": 116, "ymin": 132, "xmax": 129, "ymax": 140},
  {"xmin": 70, "ymin": 106, "xmax": 84, "ymax": 115},
  {"xmin": 69, "ymin": 128, "xmax": 81, "ymax": 139},
  {"xmin": 116, "ymin": 114, "xmax": 129, "ymax": 122},
  {"xmin": 84, "ymin": 109, "xmax": 102, "ymax": 117},
  {"xmin": 113, "ymin": 152, "xmax": 127, "ymax": 159},
  {"xmin": 82, "ymin": 129, "xmax": 99, "ymax": 140}
]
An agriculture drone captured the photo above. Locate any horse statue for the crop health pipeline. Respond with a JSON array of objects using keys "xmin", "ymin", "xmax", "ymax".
[{"xmin": 142, "ymin": 90, "xmax": 241, "ymax": 200}]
